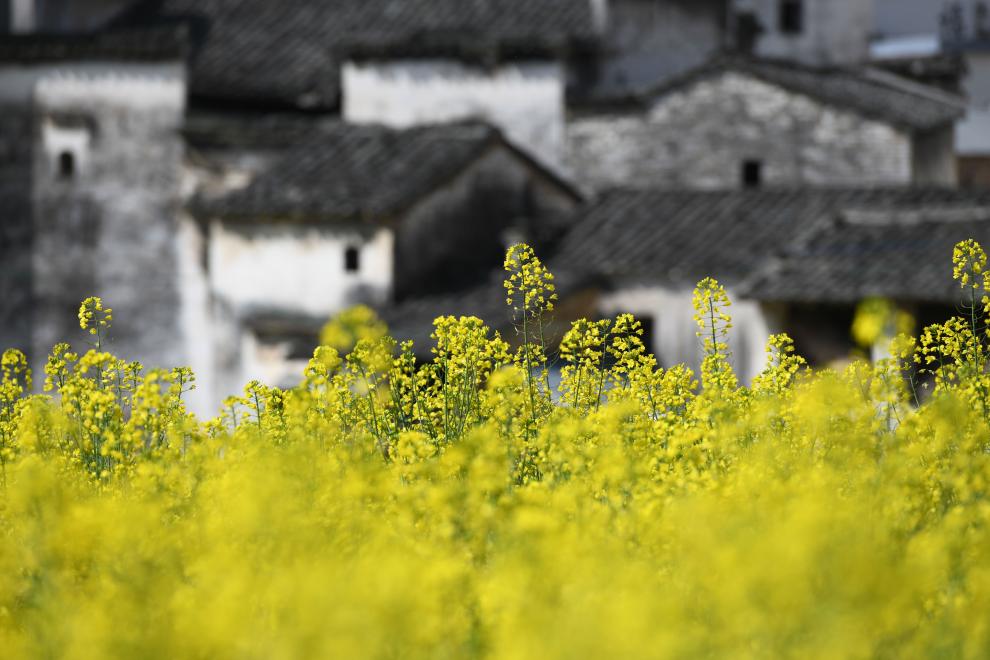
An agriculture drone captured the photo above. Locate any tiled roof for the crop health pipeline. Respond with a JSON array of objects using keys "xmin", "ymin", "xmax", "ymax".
[
  {"xmin": 0, "ymin": 26, "xmax": 187, "ymax": 63},
  {"xmin": 641, "ymin": 56, "xmax": 966, "ymax": 132},
  {"xmin": 192, "ymin": 122, "xmax": 506, "ymax": 222},
  {"xmin": 114, "ymin": 0, "xmax": 598, "ymax": 109},
  {"xmin": 183, "ymin": 112, "xmax": 341, "ymax": 151},
  {"xmin": 550, "ymin": 188, "xmax": 990, "ymax": 298},
  {"xmin": 740, "ymin": 203, "xmax": 990, "ymax": 305}
]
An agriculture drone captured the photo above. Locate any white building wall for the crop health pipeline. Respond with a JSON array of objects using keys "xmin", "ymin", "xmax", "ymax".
[
  {"xmin": 209, "ymin": 223, "xmax": 394, "ymax": 318},
  {"xmin": 10, "ymin": 0, "xmax": 35, "ymax": 33},
  {"xmin": 598, "ymin": 285, "xmax": 777, "ymax": 385},
  {"xmin": 957, "ymin": 52, "xmax": 990, "ymax": 155},
  {"xmin": 176, "ymin": 214, "xmax": 216, "ymax": 417},
  {"xmin": 342, "ymin": 59, "xmax": 566, "ymax": 168}
]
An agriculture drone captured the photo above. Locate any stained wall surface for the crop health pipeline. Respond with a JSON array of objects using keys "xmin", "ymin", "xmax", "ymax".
[
  {"xmin": 342, "ymin": 60, "xmax": 566, "ymax": 168},
  {"xmin": 567, "ymin": 71, "xmax": 913, "ymax": 190}
]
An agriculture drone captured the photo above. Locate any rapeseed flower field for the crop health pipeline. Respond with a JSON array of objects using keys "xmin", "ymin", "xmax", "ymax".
[{"xmin": 2, "ymin": 242, "xmax": 990, "ymax": 658}]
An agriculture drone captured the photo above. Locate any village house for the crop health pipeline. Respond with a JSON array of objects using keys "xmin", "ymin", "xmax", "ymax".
[
  {"xmin": 738, "ymin": 197, "xmax": 990, "ymax": 365},
  {"xmin": 868, "ymin": 0, "xmax": 990, "ymax": 188},
  {"xmin": 2, "ymin": 0, "xmax": 987, "ymax": 413},
  {"xmin": 943, "ymin": 1, "xmax": 990, "ymax": 188},
  {"xmin": 547, "ymin": 188, "xmax": 990, "ymax": 383},
  {"xmin": 566, "ymin": 56, "xmax": 966, "ymax": 191},
  {"xmin": 186, "ymin": 119, "xmax": 581, "ymax": 395}
]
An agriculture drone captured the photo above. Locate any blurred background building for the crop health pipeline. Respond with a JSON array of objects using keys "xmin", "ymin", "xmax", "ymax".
[{"xmin": 1, "ymin": 0, "xmax": 989, "ymax": 414}]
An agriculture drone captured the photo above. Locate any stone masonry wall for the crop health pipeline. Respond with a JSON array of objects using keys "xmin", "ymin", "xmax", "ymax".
[{"xmin": 566, "ymin": 71, "xmax": 913, "ymax": 191}]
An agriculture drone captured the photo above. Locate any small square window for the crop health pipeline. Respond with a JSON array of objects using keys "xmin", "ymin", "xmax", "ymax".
[
  {"xmin": 742, "ymin": 160, "xmax": 763, "ymax": 189},
  {"xmin": 779, "ymin": 0, "xmax": 803, "ymax": 35},
  {"xmin": 344, "ymin": 246, "xmax": 361, "ymax": 273}
]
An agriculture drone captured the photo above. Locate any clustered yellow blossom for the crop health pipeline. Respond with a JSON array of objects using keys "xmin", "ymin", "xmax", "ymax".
[
  {"xmin": 78, "ymin": 296, "xmax": 112, "ymax": 349},
  {"xmin": 1, "ymin": 243, "xmax": 990, "ymax": 657}
]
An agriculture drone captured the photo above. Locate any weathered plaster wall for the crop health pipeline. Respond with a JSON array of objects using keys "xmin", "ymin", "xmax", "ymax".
[
  {"xmin": 0, "ymin": 104, "xmax": 34, "ymax": 356},
  {"xmin": 342, "ymin": 60, "xmax": 566, "ymax": 168},
  {"xmin": 958, "ymin": 52, "xmax": 990, "ymax": 155},
  {"xmin": 394, "ymin": 145, "xmax": 579, "ymax": 300},
  {"xmin": 27, "ymin": 63, "xmax": 186, "ymax": 374},
  {"xmin": 0, "ymin": 62, "xmax": 186, "ymax": 379},
  {"xmin": 209, "ymin": 223, "xmax": 394, "ymax": 318},
  {"xmin": 566, "ymin": 71, "xmax": 913, "ymax": 190},
  {"xmin": 735, "ymin": 0, "xmax": 872, "ymax": 66},
  {"xmin": 598, "ymin": 284, "xmax": 778, "ymax": 384},
  {"xmin": 913, "ymin": 125, "xmax": 958, "ymax": 186}
]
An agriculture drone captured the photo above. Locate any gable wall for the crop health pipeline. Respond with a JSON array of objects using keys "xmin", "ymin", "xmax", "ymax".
[
  {"xmin": 0, "ymin": 62, "xmax": 187, "ymax": 380},
  {"xmin": 566, "ymin": 71, "xmax": 913, "ymax": 190},
  {"xmin": 394, "ymin": 144, "xmax": 579, "ymax": 301},
  {"xmin": 342, "ymin": 59, "xmax": 566, "ymax": 168},
  {"xmin": 30, "ymin": 64, "xmax": 186, "ymax": 371}
]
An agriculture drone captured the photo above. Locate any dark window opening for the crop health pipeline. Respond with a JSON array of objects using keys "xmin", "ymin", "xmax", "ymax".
[
  {"xmin": 344, "ymin": 245, "xmax": 360, "ymax": 273},
  {"xmin": 58, "ymin": 151, "xmax": 75, "ymax": 179},
  {"xmin": 742, "ymin": 160, "xmax": 763, "ymax": 189},
  {"xmin": 734, "ymin": 11, "xmax": 764, "ymax": 54},
  {"xmin": 637, "ymin": 316, "xmax": 657, "ymax": 363},
  {"xmin": 779, "ymin": 0, "xmax": 803, "ymax": 34}
]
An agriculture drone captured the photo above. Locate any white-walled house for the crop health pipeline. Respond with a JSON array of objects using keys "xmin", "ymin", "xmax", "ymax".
[
  {"xmin": 549, "ymin": 188, "xmax": 990, "ymax": 382},
  {"xmin": 567, "ymin": 56, "xmax": 965, "ymax": 192},
  {"xmin": 188, "ymin": 121, "xmax": 582, "ymax": 400}
]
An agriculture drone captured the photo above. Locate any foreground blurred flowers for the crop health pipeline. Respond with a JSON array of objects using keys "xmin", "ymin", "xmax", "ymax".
[{"xmin": 2, "ymin": 243, "xmax": 990, "ymax": 658}]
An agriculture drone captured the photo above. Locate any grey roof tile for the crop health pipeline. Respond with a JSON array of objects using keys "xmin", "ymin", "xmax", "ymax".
[
  {"xmin": 638, "ymin": 56, "xmax": 967, "ymax": 132},
  {"xmin": 552, "ymin": 188, "xmax": 990, "ymax": 305},
  {"xmin": 741, "ymin": 202, "xmax": 990, "ymax": 304},
  {"xmin": 0, "ymin": 26, "xmax": 187, "ymax": 63},
  {"xmin": 115, "ymin": 0, "xmax": 598, "ymax": 108},
  {"xmin": 192, "ymin": 121, "xmax": 504, "ymax": 222}
]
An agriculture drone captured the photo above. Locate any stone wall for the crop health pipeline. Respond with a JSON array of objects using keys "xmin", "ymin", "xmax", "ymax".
[
  {"xmin": 566, "ymin": 71, "xmax": 914, "ymax": 190},
  {"xmin": 342, "ymin": 60, "xmax": 566, "ymax": 168}
]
